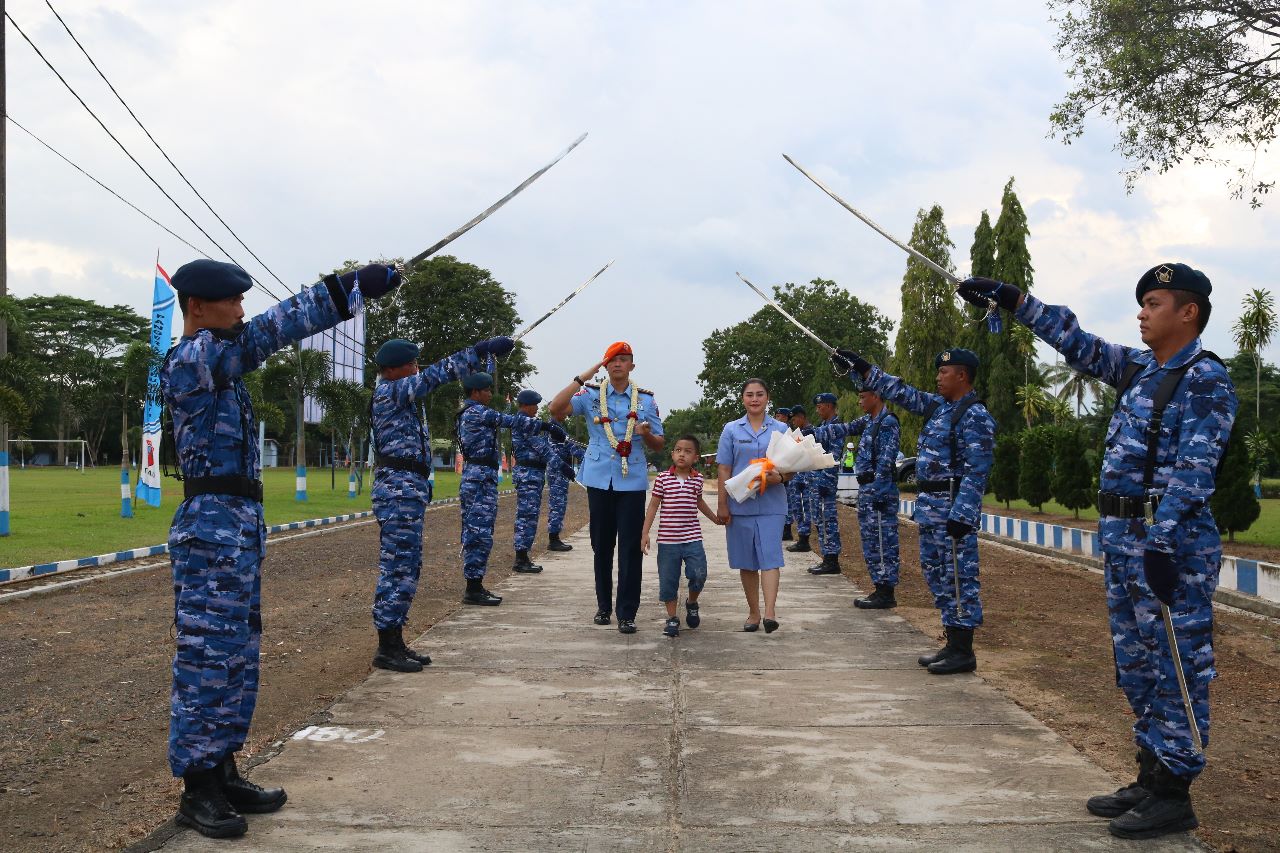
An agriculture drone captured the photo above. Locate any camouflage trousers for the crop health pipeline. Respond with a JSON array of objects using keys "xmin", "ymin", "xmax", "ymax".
[
  {"xmin": 546, "ymin": 470, "xmax": 570, "ymax": 536},
  {"xmin": 856, "ymin": 492, "xmax": 900, "ymax": 586},
  {"xmin": 513, "ymin": 466, "xmax": 546, "ymax": 551},
  {"xmin": 1105, "ymin": 552, "xmax": 1217, "ymax": 779},
  {"xmin": 806, "ymin": 472, "xmax": 841, "ymax": 555},
  {"xmin": 371, "ymin": 494, "xmax": 425, "ymax": 629},
  {"xmin": 918, "ymin": 525, "xmax": 982, "ymax": 629},
  {"xmin": 168, "ymin": 536, "xmax": 262, "ymax": 777},
  {"xmin": 788, "ymin": 479, "xmax": 809, "ymax": 535},
  {"xmin": 459, "ymin": 465, "xmax": 498, "ymax": 580}
]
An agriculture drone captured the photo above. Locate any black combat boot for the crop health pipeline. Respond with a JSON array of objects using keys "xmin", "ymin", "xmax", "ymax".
[
  {"xmin": 394, "ymin": 625, "xmax": 431, "ymax": 666},
  {"xmin": 782, "ymin": 523, "xmax": 793, "ymax": 541},
  {"xmin": 855, "ymin": 583, "xmax": 897, "ymax": 609},
  {"xmin": 1108, "ymin": 758, "xmax": 1198, "ymax": 839},
  {"xmin": 547, "ymin": 534, "xmax": 573, "ymax": 552},
  {"xmin": 373, "ymin": 627, "xmax": 423, "ymax": 672},
  {"xmin": 928, "ymin": 626, "xmax": 976, "ymax": 674},
  {"xmin": 1087, "ymin": 747, "xmax": 1156, "ymax": 818},
  {"xmin": 786, "ymin": 533, "xmax": 811, "ymax": 553},
  {"xmin": 217, "ymin": 755, "xmax": 287, "ymax": 814},
  {"xmin": 463, "ymin": 578, "xmax": 502, "ymax": 606},
  {"xmin": 176, "ymin": 767, "xmax": 247, "ymax": 838},
  {"xmin": 808, "ymin": 553, "xmax": 841, "ymax": 575},
  {"xmin": 918, "ymin": 626, "xmax": 953, "ymax": 667},
  {"xmin": 512, "ymin": 550, "xmax": 544, "ymax": 573}
]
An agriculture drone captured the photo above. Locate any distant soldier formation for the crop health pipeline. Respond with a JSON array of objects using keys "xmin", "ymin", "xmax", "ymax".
[{"xmin": 161, "ymin": 255, "xmax": 1234, "ymax": 844}]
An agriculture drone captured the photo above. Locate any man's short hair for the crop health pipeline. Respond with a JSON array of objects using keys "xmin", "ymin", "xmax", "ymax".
[
  {"xmin": 177, "ymin": 292, "xmax": 190, "ymax": 314},
  {"xmin": 1172, "ymin": 290, "xmax": 1212, "ymax": 334}
]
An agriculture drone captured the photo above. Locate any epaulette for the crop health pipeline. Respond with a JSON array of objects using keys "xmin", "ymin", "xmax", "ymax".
[{"xmin": 637, "ymin": 386, "xmax": 654, "ymax": 396}]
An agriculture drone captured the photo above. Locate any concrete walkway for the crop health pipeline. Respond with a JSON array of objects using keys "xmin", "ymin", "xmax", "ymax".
[{"xmin": 162, "ymin": 504, "xmax": 1200, "ymax": 852}]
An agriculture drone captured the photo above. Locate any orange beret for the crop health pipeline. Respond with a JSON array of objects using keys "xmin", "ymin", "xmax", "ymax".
[{"xmin": 603, "ymin": 341, "xmax": 633, "ymax": 362}]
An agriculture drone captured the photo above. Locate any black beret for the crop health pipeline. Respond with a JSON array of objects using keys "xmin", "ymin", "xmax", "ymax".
[
  {"xmin": 170, "ymin": 259, "xmax": 253, "ymax": 299},
  {"xmin": 789, "ymin": 404, "xmax": 807, "ymax": 415},
  {"xmin": 1135, "ymin": 262, "xmax": 1212, "ymax": 305},
  {"xmin": 374, "ymin": 339, "xmax": 419, "ymax": 368},
  {"xmin": 812, "ymin": 392, "xmax": 837, "ymax": 406},
  {"xmin": 462, "ymin": 372, "xmax": 493, "ymax": 391},
  {"xmin": 515, "ymin": 389, "xmax": 542, "ymax": 406},
  {"xmin": 935, "ymin": 348, "xmax": 980, "ymax": 371}
]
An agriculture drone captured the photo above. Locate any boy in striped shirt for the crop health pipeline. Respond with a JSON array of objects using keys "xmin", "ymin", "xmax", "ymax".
[{"xmin": 642, "ymin": 435, "xmax": 722, "ymax": 637}]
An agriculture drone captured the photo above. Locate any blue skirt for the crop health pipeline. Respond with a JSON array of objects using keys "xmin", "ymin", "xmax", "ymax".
[{"xmin": 725, "ymin": 513, "xmax": 785, "ymax": 571}]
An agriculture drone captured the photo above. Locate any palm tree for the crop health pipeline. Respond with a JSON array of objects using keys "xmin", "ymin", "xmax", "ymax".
[
  {"xmin": 1016, "ymin": 383, "xmax": 1047, "ymax": 428},
  {"xmin": 1232, "ymin": 288, "xmax": 1276, "ymax": 488},
  {"xmin": 261, "ymin": 346, "xmax": 332, "ymax": 474},
  {"xmin": 1045, "ymin": 396, "xmax": 1073, "ymax": 424},
  {"xmin": 1010, "ymin": 323, "xmax": 1038, "ymax": 384},
  {"xmin": 1043, "ymin": 361, "xmax": 1107, "ymax": 417}
]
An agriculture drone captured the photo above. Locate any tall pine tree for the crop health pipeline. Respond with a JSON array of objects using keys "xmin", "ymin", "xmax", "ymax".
[
  {"xmin": 964, "ymin": 178, "xmax": 1036, "ymax": 436},
  {"xmin": 888, "ymin": 205, "xmax": 960, "ymax": 451}
]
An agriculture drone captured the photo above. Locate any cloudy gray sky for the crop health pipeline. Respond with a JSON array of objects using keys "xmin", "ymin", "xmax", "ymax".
[{"xmin": 7, "ymin": 0, "xmax": 1279, "ymax": 410}]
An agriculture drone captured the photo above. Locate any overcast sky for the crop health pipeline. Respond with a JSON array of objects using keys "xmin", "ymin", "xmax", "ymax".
[{"xmin": 7, "ymin": 0, "xmax": 1279, "ymax": 411}]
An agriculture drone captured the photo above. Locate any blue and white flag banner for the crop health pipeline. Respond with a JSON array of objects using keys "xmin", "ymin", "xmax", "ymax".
[{"xmin": 137, "ymin": 263, "xmax": 175, "ymax": 508}]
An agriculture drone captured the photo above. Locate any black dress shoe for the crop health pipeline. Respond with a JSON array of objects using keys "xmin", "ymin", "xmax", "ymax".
[
  {"xmin": 618, "ymin": 619, "xmax": 637, "ymax": 634},
  {"xmin": 462, "ymin": 586, "xmax": 503, "ymax": 606},
  {"xmin": 177, "ymin": 768, "xmax": 247, "ymax": 838},
  {"xmin": 743, "ymin": 620, "xmax": 760, "ymax": 632},
  {"xmin": 512, "ymin": 550, "xmax": 544, "ymax": 573},
  {"xmin": 218, "ymin": 757, "xmax": 287, "ymax": 814},
  {"xmin": 786, "ymin": 534, "xmax": 811, "ymax": 552},
  {"xmin": 547, "ymin": 535, "xmax": 573, "ymax": 552},
  {"xmin": 809, "ymin": 554, "xmax": 841, "ymax": 574},
  {"xmin": 763, "ymin": 618, "xmax": 779, "ymax": 634},
  {"xmin": 593, "ymin": 610, "xmax": 612, "ymax": 625}
]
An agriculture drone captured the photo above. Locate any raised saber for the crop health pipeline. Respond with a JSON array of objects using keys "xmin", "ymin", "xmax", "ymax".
[
  {"xmin": 735, "ymin": 272, "xmax": 835, "ymax": 354},
  {"xmin": 1161, "ymin": 604, "xmax": 1204, "ymax": 752},
  {"xmin": 408, "ymin": 133, "xmax": 588, "ymax": 266},
  {"xmin": 515, "ymin": 260, "xmax": 614, "ymax": 341}
]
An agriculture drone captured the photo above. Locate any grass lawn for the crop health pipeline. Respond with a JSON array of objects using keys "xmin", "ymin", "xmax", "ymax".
[
  {"xmin": 980, "ymin": 496, "xmax": 1280, "ymax": 549},
  {"xmin": 1, "ymin": 467, "xmax": 463, "ymax": 568}
]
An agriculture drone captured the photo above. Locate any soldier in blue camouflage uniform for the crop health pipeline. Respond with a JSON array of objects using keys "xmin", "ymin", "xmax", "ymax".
[
  {"xmin": 510, "ymin": 389, "xmax": 571, "ymax": 572},
  {"xmin": 546, "ymin": 428, "xmax": 585, "ymax": 551},
  {"xmin": 162, "ymin": 259, "xmax": 400, "ymax": 838},
  {"xmin": 806, "ymin": 392, "xmax": 846, "ymax": 575},
  {"xmin": 960, "ymin": 263, "xmax": 1236, "ymax": 840},
  {"xmin": 814, "ymin": 386, "xmax": 901, "ymax": 607},
  {"xmin": 456, "ymin": 372, "xmax": 566, "ymax": 605},
  {"xmin": 785, "ymin": 405, "xmax": 812, "ymax": 552},
  {"xmin": 775, "ymin": 407, "xmax": 794, "ymax": 539},
  {"xmin": 832, "ymin": 345, "xmax": 995, "ymax": 675},
  {"xmin": 368, "ymin": 336, "xmax": 506, "ymax": 673}
]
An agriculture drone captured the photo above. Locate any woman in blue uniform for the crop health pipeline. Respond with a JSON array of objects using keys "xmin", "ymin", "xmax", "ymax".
[{"xmin": 715, "ymin": 378, "xmax": 792, "ymax": 632}]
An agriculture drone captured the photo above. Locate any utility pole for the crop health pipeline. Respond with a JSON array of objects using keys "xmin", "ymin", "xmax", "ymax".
[{"xmin": 1, "ymin": 4, "xmax": 11, "ymax": 537}]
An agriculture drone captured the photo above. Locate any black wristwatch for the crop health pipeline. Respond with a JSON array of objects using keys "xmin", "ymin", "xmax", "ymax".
[{"xmin": 573, "ymin": 375, "xmax": 585, "ymax": 386}]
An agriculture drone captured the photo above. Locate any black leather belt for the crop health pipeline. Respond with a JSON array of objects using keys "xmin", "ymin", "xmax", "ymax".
[
  {"xmin": 856, "ymin": 472, "xmax": 875, "ymax": 485},
  {"xmin": 917, "ymin": 478, "xmax": 961, "ymax": 493},
  {"xmin": 464, "ymin": 456, "xmax": 499, "ymax": 469},
  {"xmin": 1097, "ymin": 491, "xmax": 1160, "ymax": 519},
  {"xmin": 376, "ymin": 455, "xmax": 432, "ymax": 478},
  {"xmin": 183, "ymin": 475, "xmax": 263, "ymax": 503},
  {"xmin": 515, "ymin": 458, "xmax": 546, "ymax": 470}
]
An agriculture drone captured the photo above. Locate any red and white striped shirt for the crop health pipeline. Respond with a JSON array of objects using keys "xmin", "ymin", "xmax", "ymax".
[{"xmin": 652, "ymin": 468, "xmax": 705, "ymax": 544}]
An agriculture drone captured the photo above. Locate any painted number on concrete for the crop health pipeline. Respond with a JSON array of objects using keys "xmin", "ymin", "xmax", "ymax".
[{"xmin": 291, "ymin": 725, "xmax": 385, "ymax": 744}]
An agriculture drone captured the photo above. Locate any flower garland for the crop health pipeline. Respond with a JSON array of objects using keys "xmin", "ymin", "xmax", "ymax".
[{"xmin": 594, "ymin": 381, "xmax": 640, "ymax": 476}]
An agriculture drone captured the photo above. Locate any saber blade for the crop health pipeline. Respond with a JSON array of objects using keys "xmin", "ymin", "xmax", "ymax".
[
  {"xmin": 1161, "ymin": 604, "xmax": 1204, "ymax": 752},
  {"xmin": 409, "ymin": 133, "xmax": 588, "ymax": 266},
  {"xmin": 735, "ymin": 272, "xmax": 835, "ymax": 354},
  {"xmin": 782, "ymin": 154, "xmax": 960, "ymax": 285},
  {"xmin": 515, "ymin": 260, "xmax": 614, "ymax": 341}
]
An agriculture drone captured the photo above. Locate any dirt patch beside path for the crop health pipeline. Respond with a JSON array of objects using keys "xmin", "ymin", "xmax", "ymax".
[{"xmin": 0, "ymin": 488, "xmax": 590, "ymax": 852}]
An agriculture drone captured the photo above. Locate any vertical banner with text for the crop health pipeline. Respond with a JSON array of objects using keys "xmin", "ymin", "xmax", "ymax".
[{"xmin": 137, "ymin": 264, "xmax": 175, "ymax": 507}]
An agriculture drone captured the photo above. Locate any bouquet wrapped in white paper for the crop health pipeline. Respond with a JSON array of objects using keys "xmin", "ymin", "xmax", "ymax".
[{"xmin": 724, "ymin": 428, "xmax": 838, "ymax": 503}]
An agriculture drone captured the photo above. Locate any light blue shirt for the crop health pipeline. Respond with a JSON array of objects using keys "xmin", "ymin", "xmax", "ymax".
[
  {"xmin": 571, "ymin": 382, "xmax": 664, "ymax": 491},
  {"xmin": 716, "ymin": 415, "xmax": 789, "ymax": 516}
]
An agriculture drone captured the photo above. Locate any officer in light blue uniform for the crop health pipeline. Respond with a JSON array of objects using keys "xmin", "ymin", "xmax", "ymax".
[
  {"xmin": 162, "ymin": 259, "xmax": 400, "ymax": 838},
  {"xmin": 960, "ymin": 264, "xmax": 1236, "ymax": 840},
  {"xmin": 510, "ymin": 389, "xmax": 573, "ymax": 572},
  {"xmin": 807, "ymin": 392, "xmax": 845, "ymax": 575},
  {"xmin": 368, "ymin": 336, "xmax": 501, "ymax": 673},
  {"xmin": 811, "ymin": 385, "xmax": 901, "ymax": 606},
  {"xmin": 831, "ymin": 345, "xmax": 995, "ymax": 676},
  {"xmin": 546, "ymin": 428, "xmax": 585, "ymax": 551},
  {"xmin": 548, "ymin": 341, "xmax": 665, "ymax": 635},
  {"xmin": 457, "ymin": 372, "xmax": 564, "ymax": 605},
  {"xmin": 785, "ymin": 405, "xmax": 812, "ymax": 552}
]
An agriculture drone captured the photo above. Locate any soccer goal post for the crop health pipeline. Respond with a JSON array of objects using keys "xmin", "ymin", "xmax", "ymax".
[{"xmin": 6, "ymin": 439, "xmax": 89, "ymax": 471}]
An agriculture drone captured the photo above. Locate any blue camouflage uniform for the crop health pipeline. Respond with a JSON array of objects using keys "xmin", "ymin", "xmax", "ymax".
[
  {"xmin": 547, "ymin": 440, "xmax": 586, "ymax": 537},
  {"xmin": 808, "ymin": 414, "xmax": 844, "ymax": 556},
  {"xmin": 370, "ymin": 348, "xmax": 481, "ymax": 630},
  {"xmin": 866, "ymin": 367, "xmax": 995, "ymax": 628},
  {"xmin": 162, "ymin": 281, "xmax": 348, "ymax": 778},
  {"xmin": 512, "ymin": 425, "xmax": 561, "ymax": 551},
  {"xmin": 1014, "ymin": 293, "xmax": 1236, "ymax": 779},
  {"xmin": 787, "ymin": 472, "xmax": 809, "ymax": 535},
  {"xmin": 818, "ymin": 411, "xmax": 902, "ymax": 587},
  {"xmin": 457, "ymin": 400, "xmax": 543, "ymax": 579}
]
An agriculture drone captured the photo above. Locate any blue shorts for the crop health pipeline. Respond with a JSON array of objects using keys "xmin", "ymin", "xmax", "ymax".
[
  {"xmin": 656, "ymin": 541, "xmax": 708, "ymax": 602},
  {"xmin": 725, "ymin": 513, "xmax": 785, "ymax": 571}
]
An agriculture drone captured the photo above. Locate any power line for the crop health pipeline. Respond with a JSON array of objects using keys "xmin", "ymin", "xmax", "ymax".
[{"xmin": 6, "ymin": 114, "xmax": 212, "ymax": 259}]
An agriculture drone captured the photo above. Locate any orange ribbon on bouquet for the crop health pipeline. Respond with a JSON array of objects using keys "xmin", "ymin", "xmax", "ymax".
[{"xmin": 749, "ymin": 457, "xmax": 777, "ymax": 495}]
